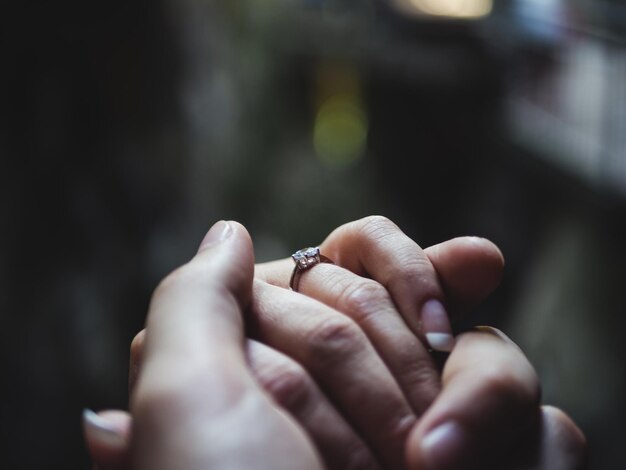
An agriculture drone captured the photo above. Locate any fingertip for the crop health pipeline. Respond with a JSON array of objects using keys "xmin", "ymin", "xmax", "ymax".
[
  {"xmin": 406, "ymin": 328, "xmax": 542, "ymax": 469},
  {"xmin": 193, "ymin": 219, "xmax": 255, "ymax": 307},
  {"xmin": 196, "ymin": 220, "xmax": 253, "ymax": 258},
  {"xmin": 83, "ymin": 409, "xmax": 128, "ymax": 449},
  {"xmin": 542, "ymin": 405, "xmax": 587, "ymax": 441},
  {"xmin": 448, "ymin": 236, "xmax": 505, "ymax": 280},
  {"xmin": 464, "ymin": 236, "xmax": 505, "ymax": 264},
  {"xmin": 407, "ymin": 420, "xmax": 468, "ymax": 470},
  {"xmin": 541, "ymin": 406, "xmax": 588, "ymax": 464},
  {"xmin": 448, "ymin": 329, "xmax": 541, "ymax": 408},
  {"xmin": 83, "ymin": 409, "xmax": 131, "ymax": 470},
  {"xmin": 198, "ymin": 220, "xmax": 233, "ymax": 252},
  {"xmin": 425, "ymin": 237, "xmax": 505, "ymax": 314},
  {"xmin": 421, "ymin": 299, "xmax": 455, "ymax": 352}
]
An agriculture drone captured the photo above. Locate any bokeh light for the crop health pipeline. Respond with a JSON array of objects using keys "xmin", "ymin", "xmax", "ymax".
[
  {"xmin": 396, "ymin": 0, "xmax": 493, "ymax": 19},
  {"xmin": 313, "ymin": 94, "xmax": 368, "ymax": 169},
  {"xmin": 312, "ymin": 62, "xmax": 368, "ymax": 169}
]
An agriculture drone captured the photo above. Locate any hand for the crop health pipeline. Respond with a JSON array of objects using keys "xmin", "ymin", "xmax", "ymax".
[
  {"xmin": 252, "ymin": 216, "xmax": 586, "ymax": 469},
  {"xmin": 406, "ymin": 326, "xmax": 587, "ymax": 470},
  {"xmin": 84, "ymin": 217, "xmax": 586, "ymax": 469},
  {"xmin": 255, "ymin": 215, "xmax": 506, "ymax": 414},
  {"xmin": 248, "ymin": 216, "xmax": 506, "ymax": 466},
  {"xmin": 85, "ymin": 221, "xmax": 323, "ymax": 470}
]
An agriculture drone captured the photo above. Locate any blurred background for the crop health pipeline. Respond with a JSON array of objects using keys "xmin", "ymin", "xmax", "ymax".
[{"xmin": 2, "ymin": 0, "xmax": 625, "ymax": 468}]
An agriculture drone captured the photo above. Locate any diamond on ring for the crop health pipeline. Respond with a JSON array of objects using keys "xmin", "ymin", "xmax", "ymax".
[
  {"xmin": 289, "ymin": 246, "xmax": 334, "ymax": 291},
  {"xmin": 292, "ymin": 247, "xmax": 321, "ymax": 270}
]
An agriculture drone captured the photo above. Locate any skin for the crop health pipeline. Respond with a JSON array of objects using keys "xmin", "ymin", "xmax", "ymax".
[
  {"xmin": 83, "ymin": 216, "xmax": 587, "ymax": 470},
  {"xmin": 254, "ymin": 216, "xmax": 506, "ymax": 416}
]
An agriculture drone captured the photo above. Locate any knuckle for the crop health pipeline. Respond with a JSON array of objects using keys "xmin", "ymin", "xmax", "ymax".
[
  {"xmin": 306, "ymin": 316, "xmax": 366, "ymax": 365},
  {"xmin": 337, "ymin": 280, "xmax": 391, "ymax": 324},
  {"xmin": 328, "ymin": 215, "xmax": 394, "ymax": 246},
  {"xmin": 396, "ymin": 258, "xmax": 437, "ymax": 288},
  {"xmin": 397, "ymin": 352, "xmax": 439, "ymax": 393},
  {"xmin": 359, "ymin": 215, "xmax": 396, "ymax": 241},
  {"xmin": 261, "ymin": 362, "xmax": 313, "ymax": 412},
  {"xmin": 361, "ymin": 214, "xmax": 393, "ymax": 227},
  {"xmin": 478, "ymin": 366, "xmax": 541, "ymax": 413}
]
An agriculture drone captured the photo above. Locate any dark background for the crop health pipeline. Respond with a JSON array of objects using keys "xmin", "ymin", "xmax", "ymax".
[{"xmin": 2, "ymin": 0, "xmax": 626, "ymax": 468}]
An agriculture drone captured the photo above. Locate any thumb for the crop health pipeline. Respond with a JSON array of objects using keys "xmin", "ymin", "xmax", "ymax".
[{"xmin": 83, "ymin": 220, "xmax": 256, "ymax": 469}]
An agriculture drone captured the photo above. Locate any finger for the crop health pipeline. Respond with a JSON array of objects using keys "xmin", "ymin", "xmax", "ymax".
[
  {"xmin": 536, "ymin": 406, "xmax": 587, "ymax": 470},
  {"xmin": 257, "ymin": 216, "xmax": 502, "ymax": 353},
  {"xmin": 424, "ymin": 237, "xmax": 504, "ymax": 316},
  {"xmin": 283, "ymin": 262, "xmax": 440, "ymax": 414},
  {"xmin": 259, "ymin": 230, "xmax": 504, "ymax": 413},
  {"xmin": 258, "ymin": 234, "xmax": 503, "ymax": 318},
  {"xmin": 255, "ymin": 219, "xmax": 505, "ymax": 415},
  {"xmin": 82, "ymin": 409, "xmax": 131, "ymax": 470},
  {"xmin": 127, "ymin": 323, "xmax": 373, "ymax": 468},
  {"xmin": 513, "ymin": 406, "xmax": 587, "ymax": 470},
  {"xmin": 319, "ymin": 216, "xmax": 455, "ymax": 352},
  {"xmin": 133, "ymin": 220, "xmax": 254, "ymax": 414},
  {"xmin": 247, "ymin": 340, "xmax": 380, "ymax": 470},
  {"xmin": 127, "ymin": 324, "xmax": 373, "ymax": 468},
  {"xmin": 128, "ymin": 329, "xmax": 145, "ymax": 397},
  {"xmin": 406, "ymin": 326, "xmax": 541, "ymax": 470},
  {"xmin": 250, "ymin": 279, "xmax": 416, "ymax": 469},
  {"xmin": 127, "ymin": 313, "xmax": 377, "ymax": 468},
  {"xmin": 125, "ymin": 325, "xmax": 380, "ymax": 469},
  {"xmin": 132, "ymin": 221, "xmax": 321, "ymax": 470}
]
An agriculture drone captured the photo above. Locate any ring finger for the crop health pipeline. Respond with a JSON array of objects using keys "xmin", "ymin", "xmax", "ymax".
[{"xmin": 285, "ymin": 261, "xmax": 441, "ymax": 414}]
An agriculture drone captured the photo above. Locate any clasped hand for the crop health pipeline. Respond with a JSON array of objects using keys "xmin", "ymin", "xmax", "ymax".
[{"xmin": 83, "ymin": 216, "xmax": 586, "ymax": 470}]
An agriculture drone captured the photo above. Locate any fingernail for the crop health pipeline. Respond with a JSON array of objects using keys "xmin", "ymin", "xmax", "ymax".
[
  {"xmin": 473, "ymin": 325, "xmax": 506, "ymax": 339},
  {"xmin": 198, "ymin": 220, "xmax": 232, "ymax": 251},
  {"xmin": 421, "ymin": 299, "xmax": 455, "ymax": 352},
  {"xmin": 472, "ymin": 325, "xmax": 518, "ymax": 348},
  {"xmin": 82, "ymin": 409, "xmax": 126, "ymax": 449},
  {"xmin": 421, "ymin": 421, "xmax": 466, "ymax": 469}
]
